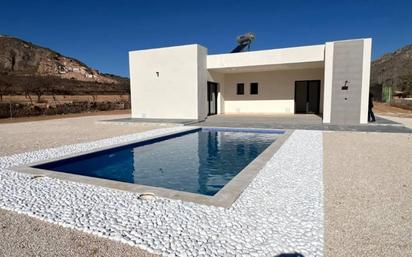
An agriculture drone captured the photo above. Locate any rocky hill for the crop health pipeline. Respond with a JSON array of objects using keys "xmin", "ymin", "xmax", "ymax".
[
  {"xmin": 371, "ymin": 43, "xmax": 412, "ymax": 96},
  {"xmin": 0, "ymin": 35, "xmax": 129, "ymax": 95}
]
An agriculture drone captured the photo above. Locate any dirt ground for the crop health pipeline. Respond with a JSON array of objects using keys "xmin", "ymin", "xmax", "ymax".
[
  {"xmin": 324, "ymin": 132, "xmax": 412, "ymax": 257},
  {"xmin": 0, "ymin": 112, "xmax": 171, "ymax": 156},
  {"xmin": 374, "ymin": 102, "xmax": 412, "ymax": 118},
  {"xmin": 0, "ymin": 208, "xmax": 159, "ymax": 257}
]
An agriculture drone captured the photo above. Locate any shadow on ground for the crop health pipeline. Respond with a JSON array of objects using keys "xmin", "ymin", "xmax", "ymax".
[{"xmin": 275, "ymin": 253, "xmax": 305, "ymax": 257}]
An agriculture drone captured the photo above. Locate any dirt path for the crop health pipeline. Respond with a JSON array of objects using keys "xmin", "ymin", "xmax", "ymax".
[
  {"xmin": 0, "ymin": 208, "xmax": 159, "ymax": 257},
  {"xmin": 374, "ymin": 102, "xmax": 412, "ymax": 118},
  {"xmin": 324, "ymin": 131, "xmax": 412, "ymax": 256},
  {"xmin": 0, "ymin": 113, "xmax": 169, "ymax": 156}
]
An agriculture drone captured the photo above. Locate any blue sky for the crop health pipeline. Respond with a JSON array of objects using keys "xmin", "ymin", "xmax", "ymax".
[{"xmin": 1, "ymin": 0, "xmax": 411, "ymax": 77}]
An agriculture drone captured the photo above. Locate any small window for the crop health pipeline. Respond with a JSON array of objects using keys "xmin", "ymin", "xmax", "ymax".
[
  {"xmin": 237, "ymin": 83, "xmax": 244, "ymax": 95},
  {"xmin": 250, "ymin": 83, "xmax": 258, "ymax": 95}
]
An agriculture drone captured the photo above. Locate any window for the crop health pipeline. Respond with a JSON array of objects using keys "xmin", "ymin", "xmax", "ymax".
[
  {"xmin": 250, "ymin": 83, "xmax": 258, "ymax": 95},
  {"xmin": 237, "ymin": 83, "xmax": 244, "ymax": 95}
]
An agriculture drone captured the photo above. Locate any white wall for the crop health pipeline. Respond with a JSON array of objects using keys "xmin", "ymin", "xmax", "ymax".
[
  {"xmin": 129, "ymin": 44, "xmax": 207, "ymax": 120},
  {"xmin": 360, "ymin": 38, "xmax": 372, "ymax": 124},
  {"xmin": 323, "ymin": 42, "xmax": 334, "ymax": 123},
  {"xmin": 221, "ymin": 69, "xmax": 324, "ymax": 114},
  {"xmin": 128, "ymin": 39, "xmax": 369, "ymax": 123},
  {"xmin": 207, "ymin": 71, "xmax": 225, "ymax": 114},
  {"xmin": 197, "ymin": 46, "xmax": 208, "ymax": 119},
  {"xmin": 207, "ymin": 45, "xmax": 325, "ymax": 70}
]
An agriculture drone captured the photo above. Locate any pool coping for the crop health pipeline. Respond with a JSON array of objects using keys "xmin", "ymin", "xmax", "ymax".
[{"xmin": 13, "ymin": 127, "xmax": 292, "ymax": 208}]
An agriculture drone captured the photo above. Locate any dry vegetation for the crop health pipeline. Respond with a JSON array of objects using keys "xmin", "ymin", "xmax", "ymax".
[
  {"xmin": 0, "ymin": 36, "xmax": 131, "ymax": 119},
  {"xmin": 0, "ymin": 74, "xmax": 129, "ymax": 101},
  {"xmin": 0, "ymin": 75, "xmax": 131, "ymax": 119}
]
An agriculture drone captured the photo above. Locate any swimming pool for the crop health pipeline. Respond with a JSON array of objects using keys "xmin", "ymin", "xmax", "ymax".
[{"xmin": 33, "ymin": 128, "xmax": 283, "ymax": 196}]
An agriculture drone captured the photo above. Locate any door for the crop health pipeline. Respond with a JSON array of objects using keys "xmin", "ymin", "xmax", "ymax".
[
  {"xmin": 295, "ymin": 81, "xmax": 307, "ymax": 113},
  {"xmin": 294, "ymin": 80, "xmax": 320, "ymax": 114},
  {"xmin": 207, "ymin": 82, "xmax": 218, "ymax": 115},
  {"xmin": 307, "ymin": 81, "xmax": 320, "ymax": 113}
]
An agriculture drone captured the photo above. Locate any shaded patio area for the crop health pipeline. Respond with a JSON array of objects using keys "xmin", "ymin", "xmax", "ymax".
[{"xmin": 194, "ymin": 114, "xmax": 412, "ymax": 133}]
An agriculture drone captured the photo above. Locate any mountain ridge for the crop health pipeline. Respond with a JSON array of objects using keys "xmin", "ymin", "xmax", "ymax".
[
  {"xmin": 0, "ymin": 35, "xmax": 129, "ymax": 95},
  {"xmin": 1, "ymin": 35, "xmax": 411, "ymax": 97},
  {"xmin": 0, "ymin": 35, "xmax": 127, "ymax": 83},
  {"xmin": 370, "ymin": 43, "xmax": 412, "ymax": 96}
]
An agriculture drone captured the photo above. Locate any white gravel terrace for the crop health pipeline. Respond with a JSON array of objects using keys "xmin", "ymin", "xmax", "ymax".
[{"xmin": 0, "ymin": 127, "xmax": 324, "ymax": 257}]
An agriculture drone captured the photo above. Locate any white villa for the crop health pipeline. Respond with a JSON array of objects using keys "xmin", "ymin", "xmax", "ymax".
[{"xmin": 129, "ymin": 38, "xmax": 371, "ymax": 125}]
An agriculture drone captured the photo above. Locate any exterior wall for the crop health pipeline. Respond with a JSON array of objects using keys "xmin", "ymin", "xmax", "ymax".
[
  {"xmin": 221, "ymin": 69, "xmax": 324, "ymax": 114},
  {"xmin": 322, "ymin": 42, "xmax": 334, "ymax": 123},
  {"xmin": 360, "ymin": 39, "xmax": 372, "ymax": 124},
  {"xmin": 207, "ymin": 71, "xmax": 225, "ymax": 114},
  {"xmin": 208, "ymin": 45, "xmax": 325, "ymax": 70},
  {"xmin": 128, "ymin": 38, "xmax": 370, "ymax": 123},
  {"xmin": 197, "ymin": 46, "xmax": 208, "ymax": 119},
  {"xmin": 129, "ymin": 44, "xmax": 207, "ymax": 120},
  {"xmin": 327, "ymin": 39, "xmax": 371, "ymax": 124}
]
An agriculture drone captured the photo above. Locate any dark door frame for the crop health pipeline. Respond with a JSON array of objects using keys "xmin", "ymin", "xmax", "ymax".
[
  {"xmin": 207, "ymin": 82, "xmax": 218, "ymax": 116},
  {"xmin": 294, "ymin": 80, "xmax": 321, "ymax": 114}
]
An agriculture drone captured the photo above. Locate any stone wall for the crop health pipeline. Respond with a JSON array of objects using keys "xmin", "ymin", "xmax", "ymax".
[
  {"xmin": 0, "ymin": 101, "xmax": 130, "ymax": 119},
  {"xmin": 391, "ymin": 98, "xmax": 412, "ymax": 110}
]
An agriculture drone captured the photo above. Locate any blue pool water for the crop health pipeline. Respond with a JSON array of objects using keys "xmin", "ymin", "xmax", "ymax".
[{"xmin": 35, "ymin": 128, "xmax": 282, "ymax": 196}]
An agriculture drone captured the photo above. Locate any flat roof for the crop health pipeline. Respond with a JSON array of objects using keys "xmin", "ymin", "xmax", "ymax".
[{"xmin": 207, "ymin": 44, "xmax": 325, "ymax": 71}]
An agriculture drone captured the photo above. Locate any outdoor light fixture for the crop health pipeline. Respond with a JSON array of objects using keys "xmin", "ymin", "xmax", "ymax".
[
  {"xmin": 342, "ymin": 80, "xmax": 349, "ymax": 90},
  {"xmin": 156, "ymin": 71, "xmax": 159, "ymax": 77},
  {"xmin": 342, "ymin": 80, "xmax": 349, "ymax": 101}
]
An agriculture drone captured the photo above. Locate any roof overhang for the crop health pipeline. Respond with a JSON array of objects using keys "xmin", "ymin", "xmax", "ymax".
[{"xmin": 207, "ymin": 44, "xmax": 325, "ymax": 73}]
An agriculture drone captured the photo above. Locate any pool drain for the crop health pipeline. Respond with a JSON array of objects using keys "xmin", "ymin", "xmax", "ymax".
[
  {"xmin": 138, "ymin": 192, "xmax": 155, "ymax": 200},
  {"xmin": 30, "ymin": 175, "xmax": 46, "ymax": 180}
]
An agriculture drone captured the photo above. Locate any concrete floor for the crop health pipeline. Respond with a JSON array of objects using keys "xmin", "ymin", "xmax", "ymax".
[
  {"xmin": 195, "ymin": 114, "xmax": 412, "ymax": 133},
  {"xmin": 378, "ymin": 115, "xmax": 412, "ymax": 129}
]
